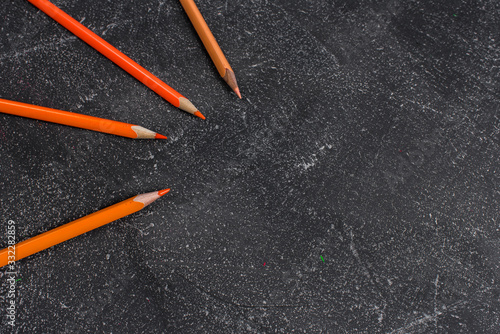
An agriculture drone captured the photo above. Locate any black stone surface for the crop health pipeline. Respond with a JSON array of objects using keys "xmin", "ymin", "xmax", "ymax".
[{"xmin": 0, "ymin": 0, "xmax": 499, "ymax": 333}]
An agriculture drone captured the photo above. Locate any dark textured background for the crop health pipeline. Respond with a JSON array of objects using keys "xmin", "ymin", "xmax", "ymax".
[{"xmin": 0, "ymin": 0, "xmax": 499, "ymax": 333}]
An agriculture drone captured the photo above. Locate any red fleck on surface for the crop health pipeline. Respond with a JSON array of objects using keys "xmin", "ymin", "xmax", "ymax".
[{"xmin": 0, "ymin": 127, "xmax": 7, "ymax": 141}]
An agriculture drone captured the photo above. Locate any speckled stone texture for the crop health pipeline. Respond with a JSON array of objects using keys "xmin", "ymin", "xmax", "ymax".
[{"xmin": 0, "ymin": 0, "xmax": 499, "ymax": 333}]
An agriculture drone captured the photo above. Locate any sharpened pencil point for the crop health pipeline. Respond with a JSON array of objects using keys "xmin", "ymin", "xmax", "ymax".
[
  {"xmin": 234, "ymin": 87, "xmax": 242, "ymax": 99},
  {"xmin": 223, "ymin": 68, "xmax": 241, "ymax": 99},
  {"xmin": 155, "ymin": 133, "xmax": 167, "ymax": 139},
  {"xmin": 158, "ymin": 189, "xmax": 171, "ymax": 196},
  {"xmin": 178, "ymin": 97, "xmax": 201, "ymax": 116},
  {"xmin": 194, "ymin": 111, "xmax": 206, "ymax": 120}
]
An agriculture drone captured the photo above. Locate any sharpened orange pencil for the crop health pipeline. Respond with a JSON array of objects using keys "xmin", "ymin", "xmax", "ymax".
[
  {"xmin": 27, "ymin": 0, "xmax": 205, "ymax": 119},
  {"xmin": 179, "ymin": 0, "xmax": 242, "ymax": 98},
  {"xmin": 0, "ymin": 189, "xmax": 170, "ymax": 267},
  {"xmin": 0, "ymin": 98, "xmax": 167, "ymax": 139}
]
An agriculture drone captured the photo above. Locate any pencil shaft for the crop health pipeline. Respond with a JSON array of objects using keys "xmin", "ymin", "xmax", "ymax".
[
  {"xmin": 0, "ymin": 190, "xmax": 167, "ymax": 267},
  {"xmin": 0, "ymin": 197, "xmax": 142, "ymax": 267},
  {"xmin": 179, "ymin": 0, "xmax": 241, "ymax": 97},
  {"xmin": 179, "ymin": 0, "xmax": 229, "ymax": 77},
  {"xmin": 27, "ymin": 0, "xmax": 189, "ymax": 111},
  {"xmin": 0, "ymin": 98, "xmax": 161, "ymax": 139}
]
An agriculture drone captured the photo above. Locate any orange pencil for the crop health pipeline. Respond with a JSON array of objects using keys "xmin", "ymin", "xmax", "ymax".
[
  {"xmin": 0, "ymin": 189, "xmax": 170, "ymax": 267},
  {"xmin": 179, "ymin": 0, "xmax": 242, "ymax": 98},
  {"xmin": 0, "ymin": 98, "xmax": 167, "ymax": 139},
  {"xmin": 27, "ymin": 0, "xmax": 205, "ymax": 119}
]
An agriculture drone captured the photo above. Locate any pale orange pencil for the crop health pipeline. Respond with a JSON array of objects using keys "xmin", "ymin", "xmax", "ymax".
[
  {"xmin": 179, "ymin": 0, "xmax": 242, "ymax": 98},
  {"xmin": 0, "ymin": 98, "xmax": 167, "ymax": 139},
  {"xmin": 27, "ymin": 0, "xmax": 205, "ymax": 119},
  {"xmin": 0, "ymin": 189, "xmax": 170, "ymax": 267}
]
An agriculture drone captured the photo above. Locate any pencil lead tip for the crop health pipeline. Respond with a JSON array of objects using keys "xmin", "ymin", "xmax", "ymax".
[
  {"xmin": 178, "ymin": 97, "xmax": 201, "ymax": 117},
  {"xmin": 223, "ymin": 68, "xmax": 241, "ymax": 99},
  {"xmin": 234, "ymin": 87, "xmax": 242, "ymax": 99},
  {"xmin": 194, "ymin": 111, "xmax": 206, "ymax": 120},
  {"xmin": 155, "ymin": 133, "xmax": 167, "ymax": 139},
  {"xmin": 158, "ymin": 189, "xmax": 171, "ymax": 196}
]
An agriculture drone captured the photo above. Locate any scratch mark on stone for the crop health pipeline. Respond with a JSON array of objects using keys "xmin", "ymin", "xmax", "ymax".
[
  {"xmin": 434, "ymin": 274, "xmax": 440, "ymax": 330},
  {"xmin": 0, "ymin": 36, "xmax": 78, "ymax": 61},
  {"xmin": 270, "ymin": 3, "xmax": 339, "ymax": 69},
  {"xmin": 389, "ymin": 300, "xmax": 467, "ymax": 334}
]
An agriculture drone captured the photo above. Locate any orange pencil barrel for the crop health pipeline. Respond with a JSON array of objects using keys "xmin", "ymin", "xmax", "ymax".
[
  {"xmin": 0, "ymin": 189, "xmax": 169, "ymax": 267},
  {"xmin": 179, "ymin": 0, "xmax": 241, "ymax": 98},
  {"xmin": 179, "ymin": 0, "xmax": 230, "ymax": 78},
  {"xmin": 0, "ymin": 98, "xmax": 166, "ymax": 139},
  {"xmin": 27, "ymin": 0, "xmax": 203, "ymax": 118},
  {"xmin": 0, "ymin": 198, "xmax": 143, "ymax": 266}
]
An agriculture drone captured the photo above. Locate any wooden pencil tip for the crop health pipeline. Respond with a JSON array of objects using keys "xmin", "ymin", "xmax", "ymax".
[
  {"xmin": 223, "ymin": 68, "xmax": 241, "ymax": 99},
  {"xmin": 178, "ymin": 97, "xmax": 200, "ymax": 115},
  {"xmin": 194, "ymin": 111, "xmax": 206, "ymax": 120},
  {"xmin": 234, "ymin": 87, "xmax": 242, "ymax": 99},
  {"xmin": 155, "ymin": 133, "xmax": 168, "ymax": 139},
  {"xmin": 179, "ymin": 98, "xmax": 205, "ymax": 119},
  {"xmin": 158, "ymin": 189, "xmax": 171, "ymax": 197}
]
